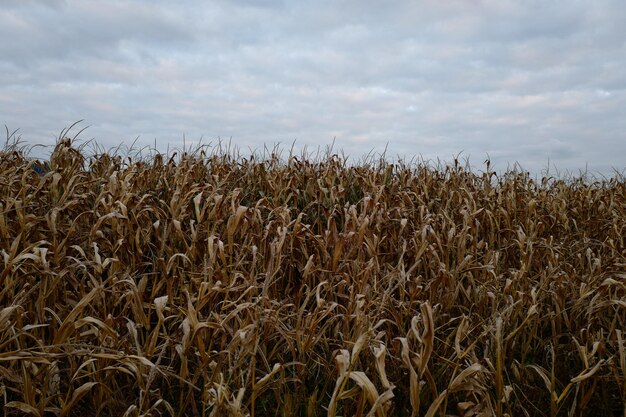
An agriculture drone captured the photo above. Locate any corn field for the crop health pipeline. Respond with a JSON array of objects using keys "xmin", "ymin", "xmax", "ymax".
[{"xmin": 1, "ymin": 137, "xmax": 625, "ymax": 416}]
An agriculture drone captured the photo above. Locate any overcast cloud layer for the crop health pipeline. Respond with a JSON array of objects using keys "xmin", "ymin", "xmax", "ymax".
[{"xmin": 1, "ymin": 0, "xmax": 625, "ymax": 176}]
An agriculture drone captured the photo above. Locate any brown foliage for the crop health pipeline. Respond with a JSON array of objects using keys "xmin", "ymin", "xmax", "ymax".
[{"xmin": 0, "ymin": 138, "xmax": 625, "ymax": 416}]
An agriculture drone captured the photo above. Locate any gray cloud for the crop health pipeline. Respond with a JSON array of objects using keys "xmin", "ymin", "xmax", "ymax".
[{"xmin": 1, "ymin": 0, "xmax": 624, "ymax": 177}]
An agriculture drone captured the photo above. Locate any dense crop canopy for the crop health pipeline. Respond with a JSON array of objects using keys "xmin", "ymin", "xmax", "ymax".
[{"xmin": 0, "ymin": 137, "xmax": 625, "ymax": 416}]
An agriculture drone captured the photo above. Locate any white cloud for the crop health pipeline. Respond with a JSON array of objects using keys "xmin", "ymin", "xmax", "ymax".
[{"xmin": 1, "ymin": 0, "xmax": 624, "ymax": 176}]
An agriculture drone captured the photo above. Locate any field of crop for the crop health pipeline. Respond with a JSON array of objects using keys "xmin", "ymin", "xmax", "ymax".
[{"xmin": 1, "ymin": 136, "xmax": 625, "ymax": 416}]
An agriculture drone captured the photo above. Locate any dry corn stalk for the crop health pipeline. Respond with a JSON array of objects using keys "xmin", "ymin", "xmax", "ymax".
[{"xmin": 0, "ymin": 136, "xmax": 624, "ymax": 416}]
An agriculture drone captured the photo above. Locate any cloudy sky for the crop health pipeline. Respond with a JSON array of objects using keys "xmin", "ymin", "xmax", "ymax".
[{"xmin": 1, "ymin": 0, "xmax": 624, "ymax": 176}]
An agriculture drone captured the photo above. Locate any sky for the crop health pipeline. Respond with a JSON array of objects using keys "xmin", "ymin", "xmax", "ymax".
[{"xmin": 1, "ymin": 0, "xmax": 625, "ymax": 177}]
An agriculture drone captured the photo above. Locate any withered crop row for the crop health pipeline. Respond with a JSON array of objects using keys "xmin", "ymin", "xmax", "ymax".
[{"xmin": 0, "ymin": 137, "xmax": 625, "ymax": 416}]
